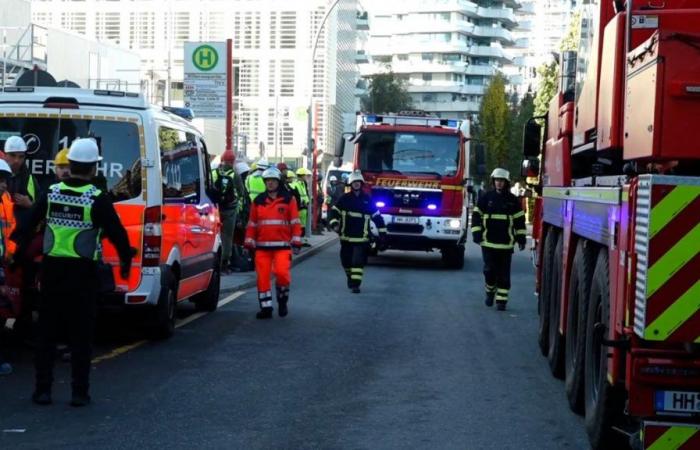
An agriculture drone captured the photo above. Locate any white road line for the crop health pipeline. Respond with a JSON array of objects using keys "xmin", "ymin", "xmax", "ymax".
[{"xmin": 174, "ymin": 290, "xmax": 246, "ymax": 329}]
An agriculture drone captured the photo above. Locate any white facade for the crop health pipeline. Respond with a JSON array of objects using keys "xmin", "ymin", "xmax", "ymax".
[
  {"xmin": 30, "ymin": 0, "xmax": 364, "ymax": 162},
  {"xmin": 362, "ymin": 0, "xmax": 523, "ymax": 119}
]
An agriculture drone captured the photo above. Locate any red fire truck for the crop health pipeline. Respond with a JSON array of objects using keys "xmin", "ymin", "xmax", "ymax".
[
  {"xmin": 334, "ymin": 112, "xmax": 471, "ymax": 268},
  {"xmin": 523, "ymin": 1, "xmax": 700, "ymax": 449}
]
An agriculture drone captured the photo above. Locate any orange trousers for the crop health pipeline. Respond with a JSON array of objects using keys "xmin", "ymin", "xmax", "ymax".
[{"xmin": 254, "ymin": 249, "xmax": 292, "ymax": 306}]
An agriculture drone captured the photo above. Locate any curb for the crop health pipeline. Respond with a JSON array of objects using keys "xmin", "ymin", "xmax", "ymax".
[{"xmin": 219, "ymin": 236, "xmax": 339, "ymax": 296}]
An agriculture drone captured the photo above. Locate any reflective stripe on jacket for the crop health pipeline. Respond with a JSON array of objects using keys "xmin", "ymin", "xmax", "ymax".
[
  {"xmin": 471, "ymin": 189, "xmax": 526, "ymax": 250},
  {"xmin": 245, "ymin": 191, "xmax": 302, "ymax": 250},
  {"xmin": 329, "ymin": 191, "xmax": 387, "ymax": 243}
]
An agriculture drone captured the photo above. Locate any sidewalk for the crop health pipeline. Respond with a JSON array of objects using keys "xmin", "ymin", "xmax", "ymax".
[{"xmin": 220, "ymin": 232, "xmax": 338, "ymax": 295}]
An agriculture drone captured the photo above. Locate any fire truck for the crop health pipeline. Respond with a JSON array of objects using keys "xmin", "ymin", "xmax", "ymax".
[
  {"xmin": 522, "ymin": 1, "xmax": 700, "ymax": 448},
  {"xmin": 335, "ymin": 112, "xmax": 471, "ymax": 269}
]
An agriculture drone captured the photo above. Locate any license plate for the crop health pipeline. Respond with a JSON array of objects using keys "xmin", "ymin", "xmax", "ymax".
[
  {"xmin": 393, "ymin": 216, "xmax": 419, "ymax": 225},
  {"xmin": 655, "ymin": 391, "xmax": 700, "ymax": 414}
]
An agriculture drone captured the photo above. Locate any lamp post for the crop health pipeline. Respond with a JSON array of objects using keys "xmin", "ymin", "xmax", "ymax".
[{"xmin": 306, "ymin": 0, "xmax": 343, "ymax": 234}]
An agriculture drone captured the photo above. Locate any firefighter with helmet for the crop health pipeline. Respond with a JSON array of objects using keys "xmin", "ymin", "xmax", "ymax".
[
  {"xmin": 471, "ymin": 168, "xmax": 527, "ymax": 311},
  {"xmin": 244, "ymin": 167, "xmax": 302, "ymax": 319},
  {"xmin": 13, "ymin": 138, "xmax": 135, "ymax": 406},
  {"xmin": 329, "ymin": 171, "xmax": 387, "ymax": 294}
]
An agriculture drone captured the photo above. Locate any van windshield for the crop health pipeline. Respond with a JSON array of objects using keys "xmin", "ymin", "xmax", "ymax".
[{"xmin": 0, "ymin": 116, "xmax": 142, "ymax": 200}]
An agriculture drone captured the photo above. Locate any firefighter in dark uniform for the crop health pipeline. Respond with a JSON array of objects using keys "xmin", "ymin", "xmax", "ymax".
[
  {"xmin": 329, "ymin": 171, "xmax": 387, "ymax": 294},
  {"xmin": 13, "ymin": 139, "xmax": 134, "ymax": 407},
  {"xmin": 471, "ymin": 168, "xmax": 527, "ymax": 311}
]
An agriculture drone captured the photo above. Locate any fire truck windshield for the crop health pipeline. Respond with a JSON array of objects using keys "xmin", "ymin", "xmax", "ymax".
[{"xmin": 358, "ymin": 132, "xmax": 459, "ymax": 177}]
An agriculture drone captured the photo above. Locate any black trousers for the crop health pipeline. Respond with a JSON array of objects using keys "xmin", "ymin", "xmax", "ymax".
[
  {"xmin": 482, "ymin": 247, "xmax": 513, "ymax": 302},
  {"xmin": 35, "ymin": 288, "xmax": 96, "ymax": 394},
  {"xmin": 340, "ymin": 242, "xmax": 369, "ymax": 288}
]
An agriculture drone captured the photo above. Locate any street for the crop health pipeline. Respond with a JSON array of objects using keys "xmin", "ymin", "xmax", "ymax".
[{"xmin": 0, "ymin": 241, "xmax": 588, "ymax": 450}]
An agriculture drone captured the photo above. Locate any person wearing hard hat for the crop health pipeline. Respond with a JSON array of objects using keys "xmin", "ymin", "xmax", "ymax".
[
  {"xmin": 295, "ymin": 167, "xmax": 312, "ymax": 244},
  {"xmin": 0, "ymin": 160, "xmax": 15, "ymax": 376},
  {"xmin": 3, "ymin": 136, "xmax": 39, "ymax": 228},
  {"xmin": 13, "ymin": 138, "xmax": 135, "ymax": 407},
  {"xmin": 245, "ymin": 158, "xmax": 268, "ymax": 202},
  {"xmin": 244, "ymin": 167, "xmax": 302, "ymax": 319},
  {"xmin": 211, "ymin": 150, "xmax": 239, "ymax": 274},
  {"xmin": 53, "ymin": 148, "xmax": 71, "ymax": 182},
  {"xmin": 329, "ymin": 171, "xmax": 387, "ymax": 294},
  {"xmin": 471, "ymin": 168, "xmax": 527, "ymax": 311}
]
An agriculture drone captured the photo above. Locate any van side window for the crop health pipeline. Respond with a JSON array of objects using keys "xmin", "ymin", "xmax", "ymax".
[
  {"xmin": 159, "ymin": 126, "xmax": 201, "ymax": 204},
  {"xmin": 198, "ymin": 138, "xmax": 213, "ymax": 192}
]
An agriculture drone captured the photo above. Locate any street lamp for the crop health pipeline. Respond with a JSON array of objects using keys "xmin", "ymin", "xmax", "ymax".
[{"xmin": 306, "ymin": 0, "xmax": 343, "ymax": 235}]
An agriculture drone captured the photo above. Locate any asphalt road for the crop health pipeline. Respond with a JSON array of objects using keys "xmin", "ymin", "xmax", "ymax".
[{"xmin": 0, "ymin": 241, "xmax": 589, "ymax": 450}]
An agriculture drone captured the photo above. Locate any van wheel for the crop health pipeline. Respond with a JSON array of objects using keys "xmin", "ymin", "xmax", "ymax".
[
  {"xmin": 193, "ymin": 255, "xmax": 221, "ymax": 312},
  {"xmin": 441, "ymin": 245, "xmax": 465, "ymax": 269},
  {"xmin": 565, "ymin": 240, "xmax": 595, "ymax": 414},
  {"xmin": 538, "ymin": 229, "xmax": 557, "ymax": 356},
  {"xmin": 547, "ymin": 232, "xmax": 565, "ymax": 378},
  {"xmin": 584, "ymin": 249, "xmax": 625, "ymax": 449},
  {"xmin": 150, "ymin": 267, "xmax": 177, "ymax": 340}
]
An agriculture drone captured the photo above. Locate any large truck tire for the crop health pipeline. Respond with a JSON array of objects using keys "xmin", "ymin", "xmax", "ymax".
[
  {"xmin": 565, "ymin": 240, "xmax": 596, "ymax": 414},
  {"xmin": 150, "ymin": 266, "xmax": 178, "ymax": 340},
  {"xmin": 547, "ymin": 232, "xmax": 565, "ymax": 378},
  {"xmin": 584, "ymin": 249, "xmax": 625, "ymax": 450},
  {"xmin": 193, "ymin": 253, "xmax": 221, "ymax": 312},
  {"xmin": 538, "ymin": 228, "xmax": 557, "ymax": 356},
  {"xmin": 441, "ymin": 245, "xmax": 465, "ymax": 269}
]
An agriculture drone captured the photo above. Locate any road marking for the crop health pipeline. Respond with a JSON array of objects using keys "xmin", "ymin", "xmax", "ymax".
[{"xmin": 92, "ymin": 290, "xmax": 247, "ymax": 364}]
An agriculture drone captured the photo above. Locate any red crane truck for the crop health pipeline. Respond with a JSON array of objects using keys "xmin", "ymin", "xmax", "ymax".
[
  {"xmin": 522, "ymin": 1, "xmax": 700, "ymax": 449},
  {"xmin": 334, "ymin": 112, "xmax": 471, "ymax": 269}
]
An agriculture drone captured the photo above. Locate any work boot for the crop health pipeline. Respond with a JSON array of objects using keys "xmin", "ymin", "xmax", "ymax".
[
  {"xmin": 278, "ymin": 302, "xmax": 288, "ymax": 317},
  {"xmin": 70, "ymin": 392, "xmax": 91, "ymax": 407},
  {"xmin": 32, "ymin": 390, "xmax": 52, "ymax": 405},
  {"xmin": 485, "ymin": 292, "xmax": 495, "ymax": 307},
  {"xmin": 496, "ymin": 301, "xmax": 507, "ymax": 311},
  {"xmin": 352, "ymin": 287, "xmax": 361, "ymax": 294},
  {"xmin": 256, "ymin": 307, "xmax": 273, "ymax": 320}
]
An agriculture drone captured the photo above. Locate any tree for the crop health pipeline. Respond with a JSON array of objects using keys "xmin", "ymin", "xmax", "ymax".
[
  {"xmin": 361, "ymin": 72, "xmax": 412, "ymax": 114},
  {"xmin": 477, "ymin": 73, "xmax": 511, "ymax": 179},
  {"xmin": 508, "ymin": 91, "xmax": 535, "ymax": 181},
  {"xmin": 534, "ymin": 61, "xmax": 558, "ymax": 117}
]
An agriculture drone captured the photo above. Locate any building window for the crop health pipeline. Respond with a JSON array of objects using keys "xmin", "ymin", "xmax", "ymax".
[
  {"xmin": 280, "ymin": 60, "xmax": 295, "ymax": 97},
  {"xmin": 422, "ymin": 73, "xmax": 432, "ymax": 82},
  {"xmin": 422, "ymin": 94, "xmax": 436, "ymax": 102},
  {"xmin": 280, "ymin": 11, "xmax": 296, "ymax": 49}
]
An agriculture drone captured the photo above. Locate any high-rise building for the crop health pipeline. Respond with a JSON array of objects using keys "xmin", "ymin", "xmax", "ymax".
[
  {"xmin": 362, "ymin": 0, "xmax": 523, "ymax": 119},
  {"xmin": 30, "ymin": 0, "xmax": 365, "ymax": 162}
]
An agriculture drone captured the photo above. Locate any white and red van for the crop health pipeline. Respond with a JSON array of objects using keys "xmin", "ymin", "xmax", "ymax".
[{"xmin": 0, "ymin": 86, "xmax": 222, "ymax": 338}]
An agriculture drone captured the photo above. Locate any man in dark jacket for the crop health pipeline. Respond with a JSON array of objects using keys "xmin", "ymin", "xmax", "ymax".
[
  {"xmin": 13, "ymin": 139, "xmax": 134, "ymax": 407},
  {"xmin": 329, "ymin": 171, "xmax": 387, "ymax": 294},
  {"xmin": 3, "ymin": 136, "xmax": 39, "ymax": 229},
  {"xmin": 471, "ymin": 168, "xmax": 527, "ymax": 311}
]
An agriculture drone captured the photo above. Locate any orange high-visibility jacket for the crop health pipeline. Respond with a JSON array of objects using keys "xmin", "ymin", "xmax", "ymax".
[
  {"xmin": 245, "ymin": 191, "xmax": 302, "ymax": 250},
  {"xmin": 0, "ymin": 191, "xmax": 17, "ymax": 260}
]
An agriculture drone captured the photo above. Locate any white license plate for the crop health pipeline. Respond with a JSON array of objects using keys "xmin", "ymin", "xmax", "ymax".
[
  {"xmin": 393, "ymin": 216, "xmax": 419, "ymax": 225},
  {"xmin": 655, "ymin": 391, "xmax": 700, "ymax": 413}
]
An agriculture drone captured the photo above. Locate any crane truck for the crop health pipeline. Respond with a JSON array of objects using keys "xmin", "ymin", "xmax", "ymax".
[{"xmin": 523, "ymin": 1, "xmax": 700, "ymax": 448}]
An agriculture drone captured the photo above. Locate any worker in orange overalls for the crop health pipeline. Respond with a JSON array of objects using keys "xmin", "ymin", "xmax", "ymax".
[{"xmin": 244, "ymin": 167, "xmax": 302, "ymax": 319}]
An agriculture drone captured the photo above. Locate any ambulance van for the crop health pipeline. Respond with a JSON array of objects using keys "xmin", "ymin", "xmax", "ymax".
[{"xmin": 0, "ymin": 87, "xmax": 222, "ymax": 339}]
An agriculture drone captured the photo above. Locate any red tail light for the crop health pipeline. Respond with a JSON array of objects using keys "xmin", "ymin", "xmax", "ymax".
[{"xmin": 142, "ymin": 206, "xmax": 162, "ymax": 267}]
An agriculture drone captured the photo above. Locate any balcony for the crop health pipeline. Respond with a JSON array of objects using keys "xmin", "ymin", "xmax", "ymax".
[
  {"xmin": 356, "ymin": 11, "xmax": 369, "ymax": 31},
  {"xmin": 475, "ymin": 6, "xmax": 517, "ymax": 25},
  {"xmin": 407, "ymin": 84, "xmax": 486, "ymax": 96},
  {"xmin": 473, "ymin": 26, "xmax": 514, "ymax": 43},
  {"xmin": 355, "ymin": 50, "xmax": 369, "ymax": 64},
  {"xmin": 391, "ymin": 60, "xmax": 468, "ymax": 74},
  {"xmin": 414, "ymin": 99, "xmax": 481, "ymax": 114},
  {"xmin": 515, "ymin": 20, "xmax": 533, "ymax": 32}
]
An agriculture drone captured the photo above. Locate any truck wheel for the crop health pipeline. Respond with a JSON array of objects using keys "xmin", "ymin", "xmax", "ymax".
[
  {"xmin": 441, "ymin": 245, "xmax": 465, "ymax": 269},
  {"xmin": 565, "ymin": 240, "xmax": 595, "ymax": 414},
  {"xmin": 538, "ymin": 229, "xmax": 557, "ymax": 356},
  {"xmin": 193, "ymin": 254, "xmax": 221, "ymax": 312},
  {"xmin": 548, "ymin": 232, "xmax": 565, "ymax": 378},
  {"xmin": 150, "ymin": 267, "xmax": 177, "ymax": 340},
  {"xmin": 584, "ymin": 249, "xmax": 624, "ymax": 449}
]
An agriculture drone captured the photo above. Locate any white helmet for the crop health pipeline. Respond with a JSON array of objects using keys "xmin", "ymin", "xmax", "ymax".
[
  {"xmin": 4, "ymin": 136, "xmax": 27, "ymax": 153},
  {"xmin": 256, "ymin": 158, "xmax": 270, "ymax": 170},
  {"xmin": 329, "ymin": 175, "xmax": 338, "ymax": 182},
  {"xmin": 0, "ymin": 159, "xmax": 12, "ymax": 176},
  {"xmin": 346, "ymin": 170, "xmax": 365, "ymax": 185},
  {"xmin": 490, "ymin": 168, "xmax": 510, "ymax": 182},
  {"xmin": 234, "ymin": 161, "xmax": 251, "ymax": 175},
  {"xmin": 68, "ymin": 138, "xmax": 102, "ymax": 163},
  {"xmin": 261, "ymin": 167, "xmax": 281, "ymax": 181}
]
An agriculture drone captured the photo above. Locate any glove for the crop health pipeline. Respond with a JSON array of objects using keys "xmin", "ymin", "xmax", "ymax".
[
  {"xmin": 292, "ymin": 246, "xmax": 301, "ymax": 255},
  {"xmin": 119, "ymin": 247, "xmax": 138, "ymax": 279},
  {"xmin": 518, "ymin": 242, "xmax": 526, "ymax": 251}
]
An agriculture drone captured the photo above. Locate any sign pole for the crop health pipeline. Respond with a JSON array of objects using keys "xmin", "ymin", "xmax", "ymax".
[{"xmin": 226, "ymin": 38, "xmax": 233, "ymax": 151}]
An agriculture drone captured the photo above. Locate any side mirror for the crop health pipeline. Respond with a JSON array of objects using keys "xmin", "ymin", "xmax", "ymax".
[
  {"xmin": 523, "ymin": 119, "xmax": 542, "ymax": 158},
  {"xmin": 521, "ymin": 158, "xmax": 540, "ymax": 178},
  {"xmin": 335, "ymin": 132, "xmax": 355, "ymax": 158}
]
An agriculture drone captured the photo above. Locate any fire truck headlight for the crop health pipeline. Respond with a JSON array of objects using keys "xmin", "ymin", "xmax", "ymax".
[
  {"xmin": 376, "ymin": 201, "xmax": 386, "ymax": 208},
  {"xmin": 427, "ymin": 204, "xmax": 437, "ymax": 211},
  {"xmin": 446, "ymin": 219, "xmax": 461, "ymax": 229}
]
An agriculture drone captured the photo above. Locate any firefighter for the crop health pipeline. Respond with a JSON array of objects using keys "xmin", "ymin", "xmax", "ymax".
[
  {"xmin": 244, "ymin": 167, "xmax": 302, "ymax": 319},
  {"xmin": 471, "ymin": 168, "xmax": 527, "ymax": 311},
  {"xmin": 245, "ymin": 158, "xmax": 269, "ymax": 202},
  {"xmin": 14, "ymin": 138, "xmax": 134, "ymax": 407},
  {"xmin": 212, "ymin": 149, "xmax": 238, "ymax": 274},
  {"xmin": 329, "ymin": 171, "xmax": 387, "ymax": 294},
  {"xmin": 3, "ymin": 136, "xmax": 38, "ymax": 229},
  {"xmin": 295, "ymin": 167, "xmax": 312, "ymax": 245}
]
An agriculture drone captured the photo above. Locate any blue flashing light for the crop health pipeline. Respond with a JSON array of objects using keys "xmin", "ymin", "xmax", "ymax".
[
  {"xmin": 446, "ymin": 120, "xmax": 458, "ymax": 127},
  {"xmin": 366, "ymin": 115, "xmax": 378, "ymax": 123},
  {"xmin": 376, "ymin": 201, "xmax": 386, "ymax": 208},
  {"xmin": 427, "ymin": 204, "xmax": 437, "ymax": 210}
]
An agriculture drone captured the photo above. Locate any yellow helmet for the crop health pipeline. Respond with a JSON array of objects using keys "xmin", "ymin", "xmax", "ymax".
[
  {"xmin": 287, "ymin": 170, "xmax": 297, "ymax": 179},
  {"xmin": 296, "ymin": 167, "xmax": 311, "ymax": 176},
  {"xmin": 54, "ymin": 148, "xmax": 70, "ymax": 166}
]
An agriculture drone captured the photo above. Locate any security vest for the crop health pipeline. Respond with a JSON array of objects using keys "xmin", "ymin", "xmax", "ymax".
[
  {"xmin": 245, "ymin": 172, "xmax": 266, "ymax": 202},
  {"xmin": 471, "ymin": 189, "xmax": 527, "ymax": 250},
  {"xmin": 43, "ymin": 182, "xmax": 101, "ymax": 260},
  {"xmin": 330, "ymin": 191, "xmax": 387, "ymax": 243},
  {"xmin": 293, "ymin": 180, "xmax": 309, "ymax": 209}
]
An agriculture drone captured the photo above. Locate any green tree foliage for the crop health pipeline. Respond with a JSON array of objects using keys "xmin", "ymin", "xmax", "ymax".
[
  {"xmin": 507, "ymin": 92, "xmax": 535, "ymax": 181},
  {"xmin": 560, "ymin": 10, "xmax": 582, "ymax": 52},
  {"xmin": 477, "ymin": 73, "xmax": 511, "ymax": 179},
  {"xmin": 361, "ymin": 72, "xmax": 413, "ymax": 114}
]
